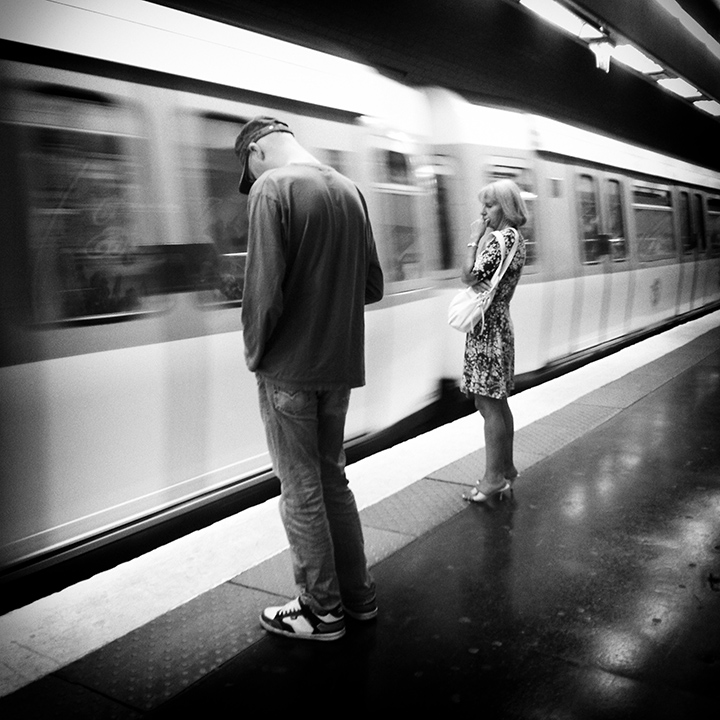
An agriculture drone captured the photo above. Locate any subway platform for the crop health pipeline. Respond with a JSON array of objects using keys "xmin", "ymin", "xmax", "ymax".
[{"xmin": 1, "ymin": 312, "xmax": 719, "ymax": 718}]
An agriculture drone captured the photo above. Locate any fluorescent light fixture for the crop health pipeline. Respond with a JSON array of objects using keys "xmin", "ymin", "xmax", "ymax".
[
  {"xmin": 589, "ymin": 39, "xmax": 613, "ymax": 72},
  {"xmin": 519, "ymin": 0, "xmax": 603, "ymax": 39},
  {"xmin": 693, "ymin": 99, "xmax": 720, "ymax": 116},
  {"xmin": 612, "ymin": 44, "xmax": 663, "ymax": 74},
  {"xmin": 657, "ymin": 77, "xmax": 701, "ymax": 98}
]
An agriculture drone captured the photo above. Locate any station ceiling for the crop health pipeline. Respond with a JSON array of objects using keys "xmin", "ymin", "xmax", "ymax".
[{"xmin": 150, "ymin": 0, "xmax": 720, "ymax": 172}]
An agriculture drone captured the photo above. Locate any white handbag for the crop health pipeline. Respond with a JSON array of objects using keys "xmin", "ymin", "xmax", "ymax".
[{"xmin": 448, "ymin": 229, "xmax": 519, "ymax": 334}]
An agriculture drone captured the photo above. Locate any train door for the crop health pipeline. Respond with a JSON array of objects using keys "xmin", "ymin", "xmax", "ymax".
[
  {"xmin": 483, "ymin": 159, "xmax": 543, "ymax": 375},
  {"xmin": 170, "ymin": 102, "xmax": 272, "ymax": 497},
  {"xmin": 690, "ymin": 192, "xmax": 711, "ymax": 307},
  {"xmin": 677, "ymin": 189, "xmax": 699, "ymax": 313},
  {"xmin": 356, "ymin": 131, "xmax": 446, "ymax": 431},
  {"xmin": 533, "ymin": 159, "xmax": 577, "ymax": 365},
  {"xmin": 705, "ymin": 194, "xmax": 720, "ymax": 304},
  {"xmin": 628, "ymin": 181, "xmax": 680, "ymax": 330},
  {"xmin": 573, "ymin": 171, "xmax": 631, "ymax": 351},
  {"xmin": 0, "ymin": 68, "xmax": 180, "ymax": 568},
  {"xmin": 678, "ymin": 189, "xmax": 720, "ymax": 310}
]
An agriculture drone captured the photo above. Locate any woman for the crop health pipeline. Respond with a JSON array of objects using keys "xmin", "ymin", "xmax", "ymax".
[{"xmin": 460, "ymin": 178, "xmax": 527, "ymax": 502}]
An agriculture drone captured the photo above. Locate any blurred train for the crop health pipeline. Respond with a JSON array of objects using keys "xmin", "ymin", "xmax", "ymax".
[{"xmin": 2, "ymin": 0, "xmax": 720, "ymax": 585}]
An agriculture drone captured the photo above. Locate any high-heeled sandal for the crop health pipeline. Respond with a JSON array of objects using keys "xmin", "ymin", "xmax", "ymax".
[
  {"xmin": 505, "ymin": 473, "xmax": 519, "ymax": 488},
  {"xmin": 462, "ymin": 480, "xmax": 512, "ymax": 503}
]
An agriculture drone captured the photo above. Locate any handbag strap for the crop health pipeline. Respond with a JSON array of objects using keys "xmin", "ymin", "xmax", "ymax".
[{"xmin": 487, "ymin": 228, "xmax": 519, "ymax": 289}]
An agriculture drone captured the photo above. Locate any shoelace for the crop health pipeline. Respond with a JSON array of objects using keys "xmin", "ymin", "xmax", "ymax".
[{"xmin": 276, "ymin": 600, "xmax": 303, "ymax": 618}]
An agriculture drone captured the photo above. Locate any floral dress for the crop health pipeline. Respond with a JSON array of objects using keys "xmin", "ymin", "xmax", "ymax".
[{"xmin": 461, "ymin": 228, "xmax": 526, "ymax": 399}]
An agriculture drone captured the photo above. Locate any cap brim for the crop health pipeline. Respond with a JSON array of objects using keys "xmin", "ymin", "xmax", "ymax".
[{"xmin": 238, "ymin": 157, "xmax": 253, "ymax": 195}]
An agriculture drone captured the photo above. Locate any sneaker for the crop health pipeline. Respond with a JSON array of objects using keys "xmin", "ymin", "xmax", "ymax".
[
  {"xmin": 343, "ymin": 597, "xmax": 378, "ymax": 621},
  {"xmin": 260, "ymin": 597, "xmax": 346, "ymax": 641}
]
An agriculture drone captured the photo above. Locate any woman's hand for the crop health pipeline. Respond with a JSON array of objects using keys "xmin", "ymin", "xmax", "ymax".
[
  {"xmin": 469, "ymin": 218, "xmax": 487, "ymax": 244},
  {"xmin": 461, "ymin": 219, "xmax": 488, "ymax": 285}
]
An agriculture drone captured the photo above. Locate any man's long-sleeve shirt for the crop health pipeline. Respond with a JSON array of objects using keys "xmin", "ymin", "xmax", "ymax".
[{"xmin": 241, "ymin": 163, "xmax": 383, "ymax": 389}]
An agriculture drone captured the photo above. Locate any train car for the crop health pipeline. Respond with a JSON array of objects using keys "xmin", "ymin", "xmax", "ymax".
[
  {"xmin": 0, "ymin": 0, "xmax": 454, "ymax": 580},
  {"xmin": 427, "ymin": 87, "xmax": 720, "ymax": 379},
  {"xmin": 1, "ymin": 0, "xmax": 719, "ymax": 587}
]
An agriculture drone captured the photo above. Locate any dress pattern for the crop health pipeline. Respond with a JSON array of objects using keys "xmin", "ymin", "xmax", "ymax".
[{"xmin": 461, "ymin": 228, "xmax": 526, "ymax": 399}]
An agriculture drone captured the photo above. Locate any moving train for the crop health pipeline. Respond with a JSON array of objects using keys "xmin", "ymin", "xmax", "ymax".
[{"xmin": 1, "ymin": 0, "xmax": 719, "ymax": 585}]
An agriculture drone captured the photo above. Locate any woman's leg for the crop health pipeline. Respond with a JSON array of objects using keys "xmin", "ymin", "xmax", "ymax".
[
  {"xmin": 473, "ymin": 394, "xmax": 508, "ymax": 491},
  {"xmin": 499, "ymin": 398, "xmax": 518, "ymax": 481}
]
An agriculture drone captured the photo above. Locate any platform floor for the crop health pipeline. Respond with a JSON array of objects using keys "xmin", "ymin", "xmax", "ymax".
[{"xmin": 1, "ymin": 315, "xmax": 720, "ymax": 718}]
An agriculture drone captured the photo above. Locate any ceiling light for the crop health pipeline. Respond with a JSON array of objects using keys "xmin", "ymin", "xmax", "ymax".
[
  {"xmin": 657, "ymin": 77, "xmax": 701, "ymax": 98},
  {"xmin": 588, "ymin": 38, "xmax": 614, "ymax": 72},
  {"xmin": 612, "ymin": 44, "xmax": 663, "ymax": 74},
  {"xmin": 519, "ymin": 0, "xmax": 603, "ymax": 39},
  {"xmin": 693, "ymin": 99, "xmax": 720, "ymax": 116}
]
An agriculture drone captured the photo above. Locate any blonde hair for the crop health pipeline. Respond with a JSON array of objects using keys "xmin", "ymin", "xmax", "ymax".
[{"xmin": 478, "ymin": 179, "xmax": 527, "ymax": 227}]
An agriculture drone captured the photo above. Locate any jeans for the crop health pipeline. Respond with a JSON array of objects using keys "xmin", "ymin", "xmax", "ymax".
[{"xmin": 256, "ymin": 376, "xmax": 375, "ymax": 614}]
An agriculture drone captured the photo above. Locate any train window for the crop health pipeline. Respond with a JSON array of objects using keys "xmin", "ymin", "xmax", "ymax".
[
  {"xmin": 708, "ymin": 196, "xmax": 720, "ymax": 257},
  {"xmin": 487, "ymin": 165, "xmax": 537, "ymax": 267},
  {"xmin": 317, "ymin": 148, "xmax": 351, "ymax": 178},
  {"xmin": 14, "ymin": 87, "xmax": 166, "ymax": 324},
  {"xmin": 578, "ymin": 174, "xmax": 602, "ymax": 263},
  {"xmin": 604, "ymin": 179, "xmax": 627, "ymax": 262},
  {"xmin": 679, "ymin": 192, "xmax": 695, "ymax": 255},
  {"xmin": 383, "ymin": 192, "xmax": 423, "ymax": 281},
  {"xmin": 433, "ymin": 163, "xmax": 455, "ymax": 271},
  {"xmin": 632, "ymin": 183, "xmax": 675, "ymax": 262},
  {"xmin": 694, "ymin": 194, "xmax": 707, "ymax": 252},
  {"xmin": 374, "ymin": 150, "xmax": 425, "ymax": 282},
  {"xmin": 190, "ymin": 115, "xmax": 247, "ymax": 305},
  {"xmin": 384, "ymin": 150, "xmax": 412, "ymax": 185}
]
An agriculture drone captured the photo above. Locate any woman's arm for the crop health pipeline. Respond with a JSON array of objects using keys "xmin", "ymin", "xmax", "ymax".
[{"xmin": 461, "ymin": 219, "xmax": 489, "ymax": 286}]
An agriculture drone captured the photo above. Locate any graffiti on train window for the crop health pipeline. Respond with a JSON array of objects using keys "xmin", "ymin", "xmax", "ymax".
[
  {"xmin": 633, "ymin": 184, "xmax": 676, "ymax": 262},
  {"xmin": 17, "ymin": 88, "xmax": 170, "ymax": 324},
  {"xmin": 488, "ymin": 164, "xmax": 536, "ymax": 267},
  {"xmin": 707, "ymin": 196, "xmax": 720, "ymax": 257},
  {"xmin": 192, "ymin": 115, "xmax": 248, "ymax": 305}
]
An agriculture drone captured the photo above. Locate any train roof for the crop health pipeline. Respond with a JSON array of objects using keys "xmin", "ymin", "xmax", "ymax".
[
  {"xmin": 1, "ymin": 0, "xmax": 433, "ymax": 136},
  {"xmin": 3, "ymin": 0, "xmax": 718, "ymax": 191},
  {"xmin": 424, "ymin": 89, "xmax": 720, "ymax": 191},
  {"xmin": 532, "ymin": 115, "xmax": 720, "ymax": 190}
]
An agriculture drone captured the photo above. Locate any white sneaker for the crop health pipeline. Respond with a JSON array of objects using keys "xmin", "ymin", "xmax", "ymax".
[{"xmin": 260, "ymin": 597, "xmax": 346, "ymax": 641}]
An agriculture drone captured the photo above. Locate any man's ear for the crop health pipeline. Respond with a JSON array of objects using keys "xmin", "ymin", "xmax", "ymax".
[{"xmin": 249, "ymin": 142, "xmax": 265, "ymax": 161}]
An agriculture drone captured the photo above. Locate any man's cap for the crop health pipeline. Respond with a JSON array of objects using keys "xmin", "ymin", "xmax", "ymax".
[{"xmin": 235, "ymin": 116, "xmax": 293, "ymax": 194}]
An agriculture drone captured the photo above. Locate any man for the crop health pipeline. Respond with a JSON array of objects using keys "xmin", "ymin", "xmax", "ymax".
[{"xmin": 235, "ymin": 116, "xmax": 384, "ymax": 641}]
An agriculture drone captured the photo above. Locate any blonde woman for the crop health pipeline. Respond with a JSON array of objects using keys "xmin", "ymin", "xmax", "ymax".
[{"xmin": 461, "ymin": 179, "xmax": 527, "ymax": 502}]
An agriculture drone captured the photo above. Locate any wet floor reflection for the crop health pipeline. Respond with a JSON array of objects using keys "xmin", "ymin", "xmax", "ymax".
[{"xmin": 148, "ymin": 360, "xmax": 720, "ymax": 717}]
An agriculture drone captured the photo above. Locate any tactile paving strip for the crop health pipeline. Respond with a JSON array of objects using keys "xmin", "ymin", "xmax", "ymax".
[
  {"xmin": 55, "ymin": 584, "xmax": 275, "ymax": 712},
  {"xmin": 581, "ymin": 372, "xmax": 671, "ymax": 408},
  {"xmin": 231, "ymin": 525, "xmax": 421, "ymax": 598},
  {"xmin": 429, "ymin": 401, "xmax": 620, "ymax": 485},
  {"xmin": 0, "ymin": 674, "xmax": 141, "ymax": 720},
  {"xmin": 359, "ymin": 477, "xmax": 465, "ymax": 537},
  {"xmin": 583, "ymin": 332, "xmax": 720, "ymax": 408},
  {"xmin": 428, "ymin": 447, "xmax": 543, "ymax": 484},
  {"xmin": 231, "ymin": 549, "xmax": 296, "ymax": 598}
]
